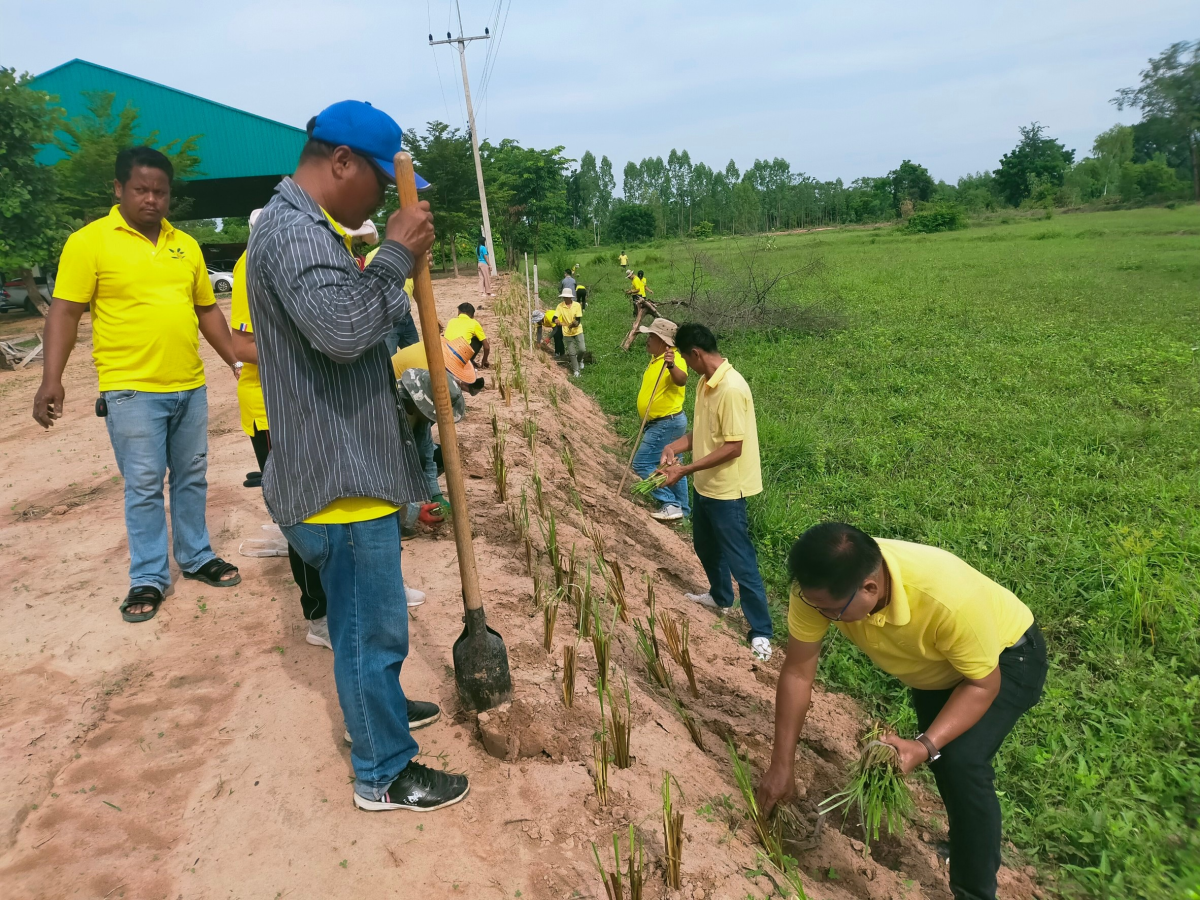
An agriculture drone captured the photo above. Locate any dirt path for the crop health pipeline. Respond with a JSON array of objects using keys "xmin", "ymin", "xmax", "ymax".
[{"xmin": 0, "ymin": 276, "xmax": 1038, "ymax": 900}]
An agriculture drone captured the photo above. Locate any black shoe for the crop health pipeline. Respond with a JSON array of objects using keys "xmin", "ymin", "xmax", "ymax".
[
  {"xmin": 407, "ymin": 699, "xmax": 441, "ymax": 729},
  {"xmin": 343, "ymin": 699, "xmax": 441, "ymax": 744},
  {"xmin": 353, "ymin": 760, "xmax": 469, "ymax": 811}
]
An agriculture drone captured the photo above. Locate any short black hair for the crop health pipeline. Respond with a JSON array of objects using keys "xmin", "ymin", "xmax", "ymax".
[
  {"xmin": 637, "ymin": 269, "xmax": 644, "ymax": 277},
  {"xmin": 458, "ymin": 302, "xmax": 476, "ymax": 317},
  {"xmin": 299, "ymin": 116, "xmax": 337, "ymax": 163},
  {"xmin": 564, "ymin": 269, "xmax": 572, "ymax": 276},
  {"xmin": 788, "ymin": 522, "xmax": 883, "ymax": 600},
  {"xmin": 675, "ymin": 323, "xmax": 718, "ymax": 355},
  {"xmin": 115, "ymin": 146, "xmax": 173, "ymax": 184}
]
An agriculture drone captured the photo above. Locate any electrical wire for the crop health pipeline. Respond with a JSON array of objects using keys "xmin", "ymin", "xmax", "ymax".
[{"xmin": 428, "ymin": 0, "xmax": 454, "ymax": 124}]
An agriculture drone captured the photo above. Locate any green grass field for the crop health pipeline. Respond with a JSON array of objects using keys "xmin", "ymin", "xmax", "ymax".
[{"xmin": 553, "ymin": 207, "xmax": 1200, "ymax": 898}]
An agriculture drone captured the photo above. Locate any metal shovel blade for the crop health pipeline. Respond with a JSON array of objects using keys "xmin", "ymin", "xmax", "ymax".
[{"xmin": 452, "ymin": 606, "xmax": 513, "ymax": 712}]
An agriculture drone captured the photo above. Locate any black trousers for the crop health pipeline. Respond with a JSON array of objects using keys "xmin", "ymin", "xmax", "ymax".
[
  {"xmin": 910, "ymin": 622, "xmax": 1047, "ymax": 900},
  {"xmin": 249, "ymin": 428, "xmax": 328, "ymax": 621},
  {"xmin": 552, "ymin": 324, "xmax": 564, "ymax": 356}
]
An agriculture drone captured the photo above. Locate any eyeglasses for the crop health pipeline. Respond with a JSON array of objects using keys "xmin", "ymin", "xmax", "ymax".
[{"xmin": 799, "ymin": 583, "xmax": 860, "ymax": 622}]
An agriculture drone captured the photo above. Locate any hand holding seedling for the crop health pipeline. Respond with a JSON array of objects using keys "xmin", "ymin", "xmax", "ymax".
[
  {"xmin": 879, "ymin": 736, "xmax": 928, "ymax": 774},
  {"xmin": 658, "ymin": 464, "xmax": 686, "ymax": 488},
  {"xmin": 754, "ymin": 763, "xmax": 796, "ymax": 818}
]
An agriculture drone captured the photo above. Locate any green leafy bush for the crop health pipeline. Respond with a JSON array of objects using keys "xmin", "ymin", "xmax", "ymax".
[
  {"xmin": 689, "ymin": 220, "xmax": 714, "ymax": 239},
  {"xmin": 905, "ymin": 202, "xmax": 967, "ymax": 233},
  {"xmin": 607, "ymin": 204, "xmax": 657, "ymax": 244}
]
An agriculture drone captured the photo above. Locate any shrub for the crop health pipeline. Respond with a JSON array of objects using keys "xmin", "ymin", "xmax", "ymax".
[
  {"xmin": 689, "ymin": 220, "xmax": 714, "ymax": 239},
  {"xmin": 905, "ymin": 202, "xmax": 967, "ymax": 233},
  {"xmin": 607, "ymin": 204, "xmax": 657, "ymax": 244}
]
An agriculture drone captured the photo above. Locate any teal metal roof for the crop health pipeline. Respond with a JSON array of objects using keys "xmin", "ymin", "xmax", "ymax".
[{"xmin": 30, "ymin": 59, "xmax": 306, "ymax": 181}]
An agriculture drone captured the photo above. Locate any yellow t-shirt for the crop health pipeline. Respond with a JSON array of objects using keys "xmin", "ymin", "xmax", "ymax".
[
  {"xmin": 542, "ymin": 310, "xmax": 559, "ymax": 327},
  {"xmin": 631, "ymin": 275, "xmax": 647, "ymax": 298},
  {"xmin": 556, "ymin": 300, "xmax": 584, "ymax": 337},
  {"xmin": 619, "ymin": 254, "xmax": 628, "ymax": 266},
  {"xmin": 691, "ymin": 360, "xmax": 761, "ymax": 500},
  {"xmin": 444, "ymin": 313, "xmax": 486, "ymax": 344},
  {"xmin": 53, "ymin": 206, "xmax": 216, "ymax": 391},
  {"xmin": 391, "ymin": 341, "xmax": 429, "ymax": 378},
  {"xmin": 637, "ymin": 350, "xmax": 688, "ymax": 420},
  {"xmin": 302, "ymin": 211, "xmax": 399, "ymax": 525},
  {"xmin": 787, "ymin": 539, "xmax": 1035, "ymax": 690},
  {"xmin": 229, "ymin": 252, "xmax": 268, "ymax": 437}
]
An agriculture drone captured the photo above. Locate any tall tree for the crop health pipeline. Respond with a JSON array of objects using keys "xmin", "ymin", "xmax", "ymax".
[
  {"xmin": 1115, "ymin": 40, "xmax": 1200, "ymax": 200},
  {"xmin": 1092, "ymin": 125, "xmax": 1134, "ymax": 196},
  {"xmin": 482, "ymin": 139, "xmax": 570, "ymax": 264},
  {"xmin": 407, "ymin": 121, "xmax": 479, "ymax": 274},
  {"xmin": 888, "ymin": 159, "xmax": 935, "ymax": 213},
  {"xmin": 0, "ymin": 68, "xmax": 70, "ymax": 311},
  {"xmin": 53, "ymin": 91, "xmax": 202, "ymax": 224},
  {"xmin": 994, "ymin": 123, "xmax": 1075, "ymax": 206}
]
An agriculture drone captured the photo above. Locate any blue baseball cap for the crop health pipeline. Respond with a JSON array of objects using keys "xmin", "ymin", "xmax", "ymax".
[{"xmin": 310, "ymin": 100, "xmax": 430, "ymax": 189}]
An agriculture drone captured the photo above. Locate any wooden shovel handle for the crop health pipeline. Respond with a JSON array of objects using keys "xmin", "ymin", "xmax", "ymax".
[{"xmin": 395, "ymin": 151, "xmax": 483, "ymax": 613}]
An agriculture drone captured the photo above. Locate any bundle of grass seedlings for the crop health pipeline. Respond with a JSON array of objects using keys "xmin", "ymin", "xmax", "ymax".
[
  {"xmin": 629, "ymin": 472, "xmax": 666, "ymax": 496},
  {"xmin": 818, "ymin": 725, "xmax": 913, "ymax": 853}
]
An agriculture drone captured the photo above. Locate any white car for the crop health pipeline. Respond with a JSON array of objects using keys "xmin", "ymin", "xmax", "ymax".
[{"xmin": 207, "ymin": 267, "xmax": 235, "ymax": 293}]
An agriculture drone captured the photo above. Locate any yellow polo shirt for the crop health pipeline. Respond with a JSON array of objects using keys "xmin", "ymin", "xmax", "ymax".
[
  {"xmin": 691, "ymin": 360, "xmax": 761, "ymax": 500},
  {"xmin": 637, "ymin": 350, "xmax": 688, "ymax": 420},
  {"xmin": 303, "ymin": 211, "xmax": 399, "ymax": 526},
  {"xmin": 229, "ymin": 252, "xmax": 268, "ymax": 437},
  {"xmin": 444, "ymin": 313, "xmax": 486, "ymax": 344},
  {"xmin": 556, "ymin": 300, "xmax": 584, "ymax": 337},
  {"xmin": 631, "ymin": 275, "xmax": 647, "ymax": 298},
  {"xmin": 619, "ymin": 254, "xmax": 628, "ymax": 266},
  {"xmin": 788, "ymin": 539, "xmax": 1035, "ymax": 690},
  {"xmin": 54, "ymin": 206, "xmax": 215, "ymax": 391}
]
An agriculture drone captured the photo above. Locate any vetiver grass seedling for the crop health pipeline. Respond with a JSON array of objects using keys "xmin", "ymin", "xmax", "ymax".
[
  {"xmin": 728, "ymin": 740, "xmax": 808, "ymax": 897},
  {"xmin": 531, "ymin": 467, "xmax": 546, "ymax": 517},
  {"xmin": 608, "ymin": 672, "xmax": 633, "ymax": 769},
  {"xmin": 592, "ymin": 824, "xmax": 644, "ymax": 900},
  {"xmin": 592, "ymin": 601, "xmax": 618, "ymax": 692},
  {"xmin": 523, "ymin": 416, "xmax": 537, "ymax": 452},
  {"xmin": 660, "ymin": 612, "xmax": 698, "ymax": 698},
  {"xmin": 492, "ymin": 428, "xmax": 508, "ymax": 501},
  {"xmin": 562, "ymin": 640, "xmax": 578, "ymax": 708},
  {"xmin": 594, "ymin": 695, "xmax": 610, "ymax": 807},
  {"xmin": 633, "ymin": 616, "xmax": 671, "ymax": 691},
  {"xmin": 818, "ymin": 724, "xmax": 913, "ymax": 853},
  {"xmin": 673, "ymin": 697, "xmax": 704, "ymax": 750},
  {"xmin": 629, "ymin": 473, "xmax": 666, "ymax": 497},
  {"xmin": 542, "ymin": 588, "xmax": 560, "ymax": 654},
  {"xmin": 661, "ymin": 772, "xmax": 684, "ymax": 890},
  {"xmin": 561, "ymin": 441, "xmax": 575, "ymax": 481}
]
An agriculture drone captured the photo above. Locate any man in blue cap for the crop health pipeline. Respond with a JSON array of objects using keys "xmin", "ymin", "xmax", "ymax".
[{"xmin": 247, "ymin": 100, "xmax": 470, "ymax": 812}]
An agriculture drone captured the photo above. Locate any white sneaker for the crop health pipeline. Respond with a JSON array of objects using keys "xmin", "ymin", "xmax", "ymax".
[
  {"xmin": 306, "ymin": 616, "xmax": 333, "ymax": 650},
  {"xmin": 751, "ymin": 637, "xmax": 773, "ymax": 662},
  {"xmin": 405, "ymin": 583, "xmax": 426, "ymax": 608},
  {"xmin": 685, "ymin": 591, "xmax": 718, "ymax": 609},
  {"xmin": 651, "ymin": 505, "xmax": 684, "ymax": 521}
]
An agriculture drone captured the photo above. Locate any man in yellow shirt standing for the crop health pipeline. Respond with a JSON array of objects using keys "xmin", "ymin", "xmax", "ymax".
[
  {"xmin": 247, "ymin": 100, "xmax": 467, "ymax": 812},
  {"xmin": 631, "ymin": 318, "xmax": 689, "ymax": 521},
  {"xmin": 555, "ymin": 287, "xmax": 586, "ymax": 377},
  {"xmin": 443, "ymin": 302, "xmax": 490, "ymax": 368},
  {"xmin": 32, "ymin": 146, "xmax": 242, "ymax": 623},
  {"xmin": 618, "ymin": 251, "xmax": 628, "ymax": 267},
  {"xmin": 756, "ymin": 523, "xmax": 1046, "ymax": 900},
  {"xmin": 659, "ymin": 323, "xmax": 773, "ymax": 661}
]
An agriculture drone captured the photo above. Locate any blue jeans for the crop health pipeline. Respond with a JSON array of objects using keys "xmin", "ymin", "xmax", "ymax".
[
  {"xmin": 104, "ymin": 387, "xmax": 216, "ymax": 592},
  {"xmin": 403, "ymin": 417, "xmax": 441, "ymax": 526},
  {"xmin": 384, "ymin": 311, "xmax": 420, "ymax": 356},
  {"xmin": 281, "ymin": 512, "xmax": 417, "ymax": 800},
  {"xmin": 691, "ymin": 492, "xmax": 773, "ymax": 641},
  {"xmin": 631, "ymin": 412, "xmax": 690, "ymax": 515}
]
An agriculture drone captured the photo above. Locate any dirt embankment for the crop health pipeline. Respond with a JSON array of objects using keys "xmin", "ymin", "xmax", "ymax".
[{"xmin": 0, "ymin": 277, "xmax": 1039, "ymax": 899}]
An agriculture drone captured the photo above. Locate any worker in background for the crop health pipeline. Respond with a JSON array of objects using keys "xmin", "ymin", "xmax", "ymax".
[
  {"xmin": 575, "ymin": 281, "xmax": 588, "ymax": 310},
  {"xmin": 444, "ymin": 301, "xmax": 490, "ymax": 368},
  {"xmin": 396, "ymin": 364, "xmax": 463, "ymax": 532},
  {"xmin": 561, "ymin": 268, "xmax": 576, "ymax": 300},
  {"xmin": 33, "ymin": 145, "xmax": 242, "ymax": 623},
  {"xmin": 477, "ymin": 238, "xmax": 494, "ymax": 297},
  {"xmin": 757, "ymin": 522, "xmax": 1047, "ymax": 900},
  {"xmin": 632, "ymin": 317, "xmax": 689, "ymax": 522},
  {"xmin": 619, "ymin": 250, "xmax": 628, "ymax": 267},
  {"xmin": 555, "ymin": 287, "xmax": 586, "ymax": 377},
  {"xmin": 535, "ymin": 308, "xmax": 560, "ymax": 351},
  {"xmin": 658, "ymin": 322, "xmax": 773, "ymax": 662},
  {"xmin": 247, "ymin": 99, "xmax": 467, "ymax": 813},
  {"xmin": 631, "ymin": 269, "xmax": 651, "ymax": 302}
]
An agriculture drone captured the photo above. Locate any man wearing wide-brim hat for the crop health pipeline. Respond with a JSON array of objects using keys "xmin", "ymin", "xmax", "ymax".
[
  {"xmin": 555, "ymin": 287, "xmax": 586, "ymax": 377},
  {"xmin": 632, "ymin": 317, "xmax": 690, "ymax": 521}
]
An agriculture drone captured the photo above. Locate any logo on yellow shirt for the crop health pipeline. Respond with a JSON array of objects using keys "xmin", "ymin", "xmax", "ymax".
[{"xmin": 168, "ymin": 247, "xmax": 187, "ymax": 260}]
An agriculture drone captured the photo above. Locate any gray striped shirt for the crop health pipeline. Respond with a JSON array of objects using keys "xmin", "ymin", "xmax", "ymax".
[{"xmin": 246, "ymin": 177, "xmax": 427, "ymax": 526}]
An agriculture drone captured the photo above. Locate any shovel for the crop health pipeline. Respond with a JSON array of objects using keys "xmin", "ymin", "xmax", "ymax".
[{"xmin": 395, "ymin": 151, "xmax": 513, "ymax": 712}]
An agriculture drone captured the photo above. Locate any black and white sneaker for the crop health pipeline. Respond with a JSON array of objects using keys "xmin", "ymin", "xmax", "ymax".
[
  {"xmin": 343, "ymin": 699, "xmax": 441, "ymax": 744},
  {"xmin": 353, "ymin": 761, "xmax": 470, "ymax": 812}
]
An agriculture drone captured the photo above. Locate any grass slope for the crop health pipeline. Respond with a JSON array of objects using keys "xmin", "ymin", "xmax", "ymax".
[{"xmin": 553, "ymin": 207, "xmax": 1200, "ymax": 899}]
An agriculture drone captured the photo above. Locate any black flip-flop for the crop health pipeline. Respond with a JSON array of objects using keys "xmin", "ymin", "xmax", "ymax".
[
  {"xmin": 183, "ymin": 557, "xmax": 242, "ymax": 588},
  {"xmin": 120, "ymin": 586, "xmax": 164, "ymax": 623}
]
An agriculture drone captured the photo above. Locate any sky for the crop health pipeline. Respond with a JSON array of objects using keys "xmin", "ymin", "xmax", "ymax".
[{"xmin": 2, "ymin": 0, "xmax": 1198, "ymax": 188}]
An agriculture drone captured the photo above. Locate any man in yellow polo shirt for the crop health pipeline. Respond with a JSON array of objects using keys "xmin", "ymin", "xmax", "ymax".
[
  {"xmin": 555, "ymin": 288, "xmax": 585, "ymax": 377},
  {"xmin": 630, "ymin": 317, "xmax": 689, "ymax": 521},
  {"xmin": 659, "ymin": 323, "xmax": 772, "ymax": 661},
  {"xmin": 756, "ymin": 522, "xmax": 1046, "ymax": 900},
  {"xmin": 32, "ymin": 146, "xmax": 241, "ymax": 623},
  {"xmin": 444, "ymin": 302, "xmax": 490, "ymax": 367}
]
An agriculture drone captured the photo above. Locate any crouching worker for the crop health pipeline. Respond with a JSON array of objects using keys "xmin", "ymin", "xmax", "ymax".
[
  {"xmin": 444, "ymin": 302, "xmax": 490, "ymax": 368},
  {"xmin": 396, "ymin": 364, "xmax": 464, "ymax": 533},
  {"xmin": 248, "ymin": 99, "xmax": 467, "ymax": 812},
  {"xmin": 756, "ymin": 522, "xmax": 1047, "ymax": 900}
]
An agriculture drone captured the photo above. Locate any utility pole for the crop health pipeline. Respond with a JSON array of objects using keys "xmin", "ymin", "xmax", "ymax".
[{"xmin": 430, "ymin": 3, "xmax": 497, "ymax": 277}]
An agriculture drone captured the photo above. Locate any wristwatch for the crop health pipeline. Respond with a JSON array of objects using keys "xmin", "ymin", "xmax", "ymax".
[{"xmin": 915, "ymin": 732, "xmax": 941, "ymax": 763}]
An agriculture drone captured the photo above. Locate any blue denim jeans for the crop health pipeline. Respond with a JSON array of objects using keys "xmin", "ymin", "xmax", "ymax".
[
  {"xmin": 631, "ymin": 412, "xmax": 690, "ymax": 515},
  {"xmin": 384, "ymin": 311, "xmax": 420, "ymax": 356},
  {"xmin": 691, "ymin": 492, "xmax": 773, "ymax": 641},
  {"xmin": 281, "ymin": 512, "xmax": 417, "ymax": 800},
  {"xmin": 104, "ymin": 387, "xmax": 216, "ymax": 592},
  {"xmin": 403, "ymin": 417, "xmax": 440, "ymax": 527}
]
